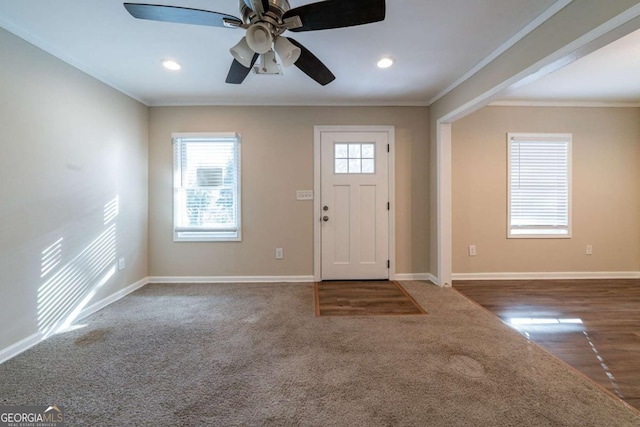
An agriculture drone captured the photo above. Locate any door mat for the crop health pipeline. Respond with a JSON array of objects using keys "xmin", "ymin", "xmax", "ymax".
[{"xmin": 314, "ymin": 281, "xmax": 427, "ymax": 316}]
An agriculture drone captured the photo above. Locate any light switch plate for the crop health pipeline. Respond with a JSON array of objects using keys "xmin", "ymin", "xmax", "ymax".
[{"xmin": 296, "ymin": 190, "xmax": 313, "ymax": 200}]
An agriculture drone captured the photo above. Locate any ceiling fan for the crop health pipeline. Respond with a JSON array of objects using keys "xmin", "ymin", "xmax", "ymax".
[{"xmin": 123, "ymin": 0, "xmax": 386, "ymax": 85}]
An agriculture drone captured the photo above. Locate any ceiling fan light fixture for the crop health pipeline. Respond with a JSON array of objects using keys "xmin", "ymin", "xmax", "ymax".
[
  {"xmin": 274, "ymin": 37, "xmax": 301, "ymax": 67},
  {"xmin": 377, "ymin": 57, "xmax": 394, "ymax": 69},
  {"xmin": 162, "ymin": 59, "xmax": 182, "ymax": 71},
  {"xmin": 246, "ymin": 23, "xmax": 274, "ymax": 54},
  {"xmin": 124, "ymin": 0, "xmax": 387, "ymax": 86},
  {"xmin": 230, "ymin": 37, "xmax": 255, "ymax": 68},
  {"xmin": 254, "ymin": 50, "xmax": 282, "ymax": 75}
]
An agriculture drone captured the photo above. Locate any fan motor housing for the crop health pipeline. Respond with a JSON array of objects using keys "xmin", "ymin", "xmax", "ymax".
[{"xmin": 241, "ymin": 0, "xmax": 290, "ymax": 27}]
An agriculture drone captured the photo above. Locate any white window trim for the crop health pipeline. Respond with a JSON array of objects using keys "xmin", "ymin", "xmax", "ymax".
[
  {"xmin": 507, "ymin": 132, "xmax": 572, "ymax": 239},
  {"xmin": 172, "ymin": 132, "xmax": 242, "ymax": 242}
]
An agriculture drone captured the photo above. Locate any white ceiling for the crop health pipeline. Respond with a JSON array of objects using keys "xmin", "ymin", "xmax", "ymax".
[
  {"xmin": 501, "ymin": 27, "xmax": 640, "ymax": 104},
  {"xmin": 0, "ymin": 0, "xmax": 566, "ymax": 106}
]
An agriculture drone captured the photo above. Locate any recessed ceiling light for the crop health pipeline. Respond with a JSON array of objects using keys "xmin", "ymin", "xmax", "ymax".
[
  {"xmin": 377, "ymin": 57, "xmax": 394, "ymax": 69},
  {"xmin": 162, "ymin": 59, "xmax": 181, "ymax": 71}
]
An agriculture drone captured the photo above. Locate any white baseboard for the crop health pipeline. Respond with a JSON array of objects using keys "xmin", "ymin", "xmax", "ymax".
[
  {"xmin": 151, "ymin": 275, "xmax": 441, "ymax": 285},
  {"xmin": 148, "ymin": 275, "xmax": 316, "ymax": 284},
  {"xmin": 452, "ymin": 271, "xmax": 640, "ymax": 281},
  {"xmin": 0, "ymin": 331, "xmax": 46, "ymax": 365},
  {"xmin": 0, "ymin": 277, "xmax": 150, "ymax": 365},
  {"xmin": 77, "ymin": 277, "xmax": 149, "ymax": 322},
  {"xmin": 392, "ymin": 273, "xmax": 438, "ymax": 284}
]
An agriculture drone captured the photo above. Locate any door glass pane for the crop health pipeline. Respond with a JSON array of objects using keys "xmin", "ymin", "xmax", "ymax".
[
  {"xmin": 335, "ymin": 144, "xmax": 348, "ymax": 158},
  {"xmin": 335, "ymin": 159, "xmax": 348, "ymax": 173},
  {"xmin": 362, "ymin": 159, "xmax": 374, "ymax": 173},
  {"xmin": 362, "ymin": 144, "xmax": 375, "ymax": 158},
  {"xmin": 334, "ymin": 142, "xmax": 376, "ymax": 174},
  {"xmin": 348, "ymin": 159, "xmax": 361, "ymax": 173}
]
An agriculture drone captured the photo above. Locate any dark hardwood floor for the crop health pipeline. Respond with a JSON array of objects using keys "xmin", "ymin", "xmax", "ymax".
[
  {"xmin": 454, "ymin": 279, "xmax": 640, "ymax": 411},
  {"xmin": 315, "ymin": 281, "xmax": 426, "ymax": 316}
]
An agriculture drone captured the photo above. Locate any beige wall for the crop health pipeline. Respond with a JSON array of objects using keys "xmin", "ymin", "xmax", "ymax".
[
  {"xmin": 0, "ymin": 28, "xmax": 149, "ymax": 352},
  {"xmin": 452, "ymin": 106, "xmax": 640, "ymax": 273},
  {"xmin": 148, "ymin": 106, "xmax": 429, "ymax": 277},
  {"xmin": 429, "ymin": 1, "xmax": 640, "ymax": 280}
]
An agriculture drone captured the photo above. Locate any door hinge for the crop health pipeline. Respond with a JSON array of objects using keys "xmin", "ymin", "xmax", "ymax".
[
  {"xmin": 387, "ymin": 260, "xmax": 390, "ymax": 269},
  {"xmin": 387, "ymin": 144, "xmax": 390, "ymax": 153},
  {"xmin": 387, "ymin": 202, "xmax": 390, "ymax": 210}
]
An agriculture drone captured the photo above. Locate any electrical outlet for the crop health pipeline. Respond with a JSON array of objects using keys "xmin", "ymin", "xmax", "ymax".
[
  {"xmin": 469, "ymin": 245, "xmax": 476, "ymax": 257},
  {"xmin": 118, "ymin": 257, "xmax": 125, "ymax": 270},
  {"xmin": 275, "ymin": 248, "xmax": 284, "ymax": 259},
  {"xmin": 296, "ymin": 190, "xmax": 313, "ymax": 200},
  {"xmin": 586, "ymin": 245, "xmax": 593, "ymax": 255}
]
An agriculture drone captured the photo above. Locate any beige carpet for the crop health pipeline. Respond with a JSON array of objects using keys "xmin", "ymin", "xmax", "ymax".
[{"xmin": 0, "ymin": 281, "xmax": 639, "ymax": 426}]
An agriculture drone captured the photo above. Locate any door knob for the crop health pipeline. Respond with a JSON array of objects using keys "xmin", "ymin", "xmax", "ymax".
[{"xmin": 322, "ymin": 216, "xmax": 329, "ymax": 222}]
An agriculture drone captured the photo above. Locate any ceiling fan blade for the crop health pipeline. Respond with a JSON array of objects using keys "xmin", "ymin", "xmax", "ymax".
[
  {"xmin": 124, "ymin": 3, "xmax": 242, "ymax": 28},
  {"xmin": 287, "ymin": 38, "xmax": 335, "ymax": 86},
  {"xmin": 283, "ymin": 0, "xmax": 385, "ymax": 32},
  {"xmin": 225, "ymin": 53, "xmax": 260, "ymax": 84}
]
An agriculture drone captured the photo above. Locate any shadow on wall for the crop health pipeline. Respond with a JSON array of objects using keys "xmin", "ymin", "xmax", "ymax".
[{"xmin": 37, "ymin": 196, "xmax": 119, "ymax": 338}]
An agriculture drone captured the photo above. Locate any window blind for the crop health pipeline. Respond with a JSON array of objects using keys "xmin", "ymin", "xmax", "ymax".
[
  {"xmin": 173, "ymin": 133, "xmax": 241, "ymax": 241},
  {"xmin": 508, "ymin": 133, "xmax": 571, "ymax": 238}
]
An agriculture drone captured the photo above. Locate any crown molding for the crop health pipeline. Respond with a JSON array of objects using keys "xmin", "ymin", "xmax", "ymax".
[
  {"xmin": 489, "ymin": 100, "xmax": 640, "ymax": 107},
  {"xmin": 0, "ymin": 16, "xmax": 149, "ymax": 106}
]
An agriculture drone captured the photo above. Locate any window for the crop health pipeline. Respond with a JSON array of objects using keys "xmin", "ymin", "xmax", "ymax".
[
  {"xmin": 173, "ymin": 133, "xmax": 241, "ymax": 241},
  {"xmin": 334, "ymin": 143, "xmax": 375, "ymax": 174},
  {"xmin": 507, "ymin": 133, "xmax": 571, "ymax": 238}
]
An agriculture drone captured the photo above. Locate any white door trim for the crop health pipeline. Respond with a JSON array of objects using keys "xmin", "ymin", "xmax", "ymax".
[
  {"xmin": 436, "ymin": 122, "xmax": 452, "ymax": 287},
  {"xmin": 314, "ymin": 126, "xmax": 395, "ymax": 282}
]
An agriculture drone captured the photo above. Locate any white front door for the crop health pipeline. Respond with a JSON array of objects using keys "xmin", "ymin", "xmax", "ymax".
[{"xmin": 320, "ymin": 130, "xmax": 390, "ymax": 280}]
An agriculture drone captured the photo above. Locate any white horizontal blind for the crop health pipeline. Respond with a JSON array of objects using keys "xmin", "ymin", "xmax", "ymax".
[
  {"xmin": 173, "ymin": 133, "xmax": 241, "ymax": 241},
  {"xmin": 508, "ymin": 133, "xmax": 571, "ymax": 238}
]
